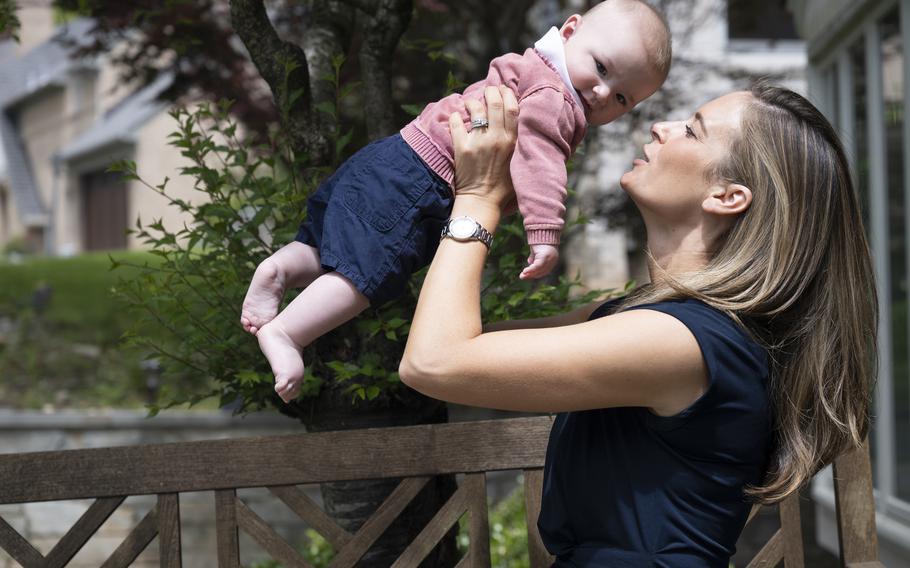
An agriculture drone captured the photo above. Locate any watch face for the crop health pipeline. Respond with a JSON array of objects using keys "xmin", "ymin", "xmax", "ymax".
[{"xmin": 449, "ymin": 217, "xmax": 477, "ymax": 239}]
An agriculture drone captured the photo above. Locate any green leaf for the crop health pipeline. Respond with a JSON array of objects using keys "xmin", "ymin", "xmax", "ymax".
[
  {"xmin": 288, "ymin": 88, "xmax": 305, "ymax": 109},
  {"xmin": 401, "ymin": 104, "xmax": 424, "ymax": 117},
  {"xmin": 315, "ymin": 101, "xmax": 336, "ymax": 117},
  {"xmin": 335, "ymin": 129, "xmax": 354, "ymax": 157}
]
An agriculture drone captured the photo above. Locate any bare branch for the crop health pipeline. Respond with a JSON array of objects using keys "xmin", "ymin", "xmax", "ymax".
[
  {"xmin": 302, "ymin": 0, "xmax": 354, "ymax": 134},
  {"xmin": 356, "ymin": 0, "xmax": 412, "ymax": 139},
  {"xmin": 338, "ymin": 0, "xmax": 373, "ymax": 13},
  {"xmin": 230, "ymin": 0, "xmax": 332, "ymax": 163}
]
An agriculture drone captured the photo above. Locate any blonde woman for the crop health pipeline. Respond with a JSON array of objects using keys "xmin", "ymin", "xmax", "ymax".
[{"xmin": 396, "ymin": 84, "xmax": 877, "ymax": 567}]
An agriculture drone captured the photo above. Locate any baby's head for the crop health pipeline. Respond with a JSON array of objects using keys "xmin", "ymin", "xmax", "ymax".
[{"xmin": 560, "ymin": 0, "xmax": 671, "ymax": 125}]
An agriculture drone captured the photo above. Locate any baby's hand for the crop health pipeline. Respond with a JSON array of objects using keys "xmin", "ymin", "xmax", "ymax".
[{"xmin": 520, "ymin": 244, "xmax": 559, "ymax": 280}]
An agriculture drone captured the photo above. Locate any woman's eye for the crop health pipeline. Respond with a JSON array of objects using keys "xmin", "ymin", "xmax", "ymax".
[
  {"xmin": 617, "ymin": 94, "xmax": 627, "ymax": 106},
  {"xmin": 685, "ymin": 124, "xmax": 697, "ymax": 138},
  {"xmin": 595, "ymin": 61, "xmax": 607, "ymax": 76}
]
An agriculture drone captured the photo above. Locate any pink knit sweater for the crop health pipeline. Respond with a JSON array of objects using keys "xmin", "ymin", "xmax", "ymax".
[{"xmin": 400, "ymin": 48, "xmax": 587, "ymax": 246}]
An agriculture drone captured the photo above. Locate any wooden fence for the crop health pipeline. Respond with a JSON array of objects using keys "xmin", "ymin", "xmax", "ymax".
[{"xmin": 0, "ymin": 416, "xmax": 885, "ymax": 567}]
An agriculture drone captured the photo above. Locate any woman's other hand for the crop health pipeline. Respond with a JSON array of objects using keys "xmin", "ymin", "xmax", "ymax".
[{"xmin": 448, "ymin": 85, "xmax": 519, "ymax": 211}]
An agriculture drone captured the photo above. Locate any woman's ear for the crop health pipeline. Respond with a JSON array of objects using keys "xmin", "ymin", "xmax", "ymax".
[
  {"xmin": 559, "ymin": 14, "xmax": 582, "ymax": 42},
  {"xmin": 703, "ymin": 183, "xmax": 752, "ymax": 216}
]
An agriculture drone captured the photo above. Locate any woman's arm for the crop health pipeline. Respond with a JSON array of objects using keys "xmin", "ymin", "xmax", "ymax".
[{"xmin": 400, "ymin": 86, "xmax": 707, "ymax": 416}]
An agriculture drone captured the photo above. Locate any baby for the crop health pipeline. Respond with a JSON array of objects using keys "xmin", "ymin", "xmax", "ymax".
[{"xmin": 241, "ymin": 0, "xmax": 672, "ymax": 402}]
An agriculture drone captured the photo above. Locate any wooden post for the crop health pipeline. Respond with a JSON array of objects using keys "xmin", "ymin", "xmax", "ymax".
[
  {"xmin": 832, "ymin": 441, "xmax": 880, "ymax": 566},
  {"xmin": 158, "ymin": 493, "xmax": 182, "ymax": 568},
  {"xmin": 778, "ymin": 493, "xmax": 804, "ymax": 567},
  {"xmin": 214, "ymin": 490, "xmax": 240, "ymax": 568},
  {"xmin": 466, "ymin": 473, "xmax": 491, "ymax": 568},
  {"xmin": 524, "ymin": 469, "xmax": 555, "ymax": 568}
]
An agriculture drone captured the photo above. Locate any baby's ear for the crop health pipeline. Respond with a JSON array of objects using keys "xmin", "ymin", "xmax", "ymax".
[{"xmin": 559, "ymin": 14, "xmax": 582, "ymax": 41}]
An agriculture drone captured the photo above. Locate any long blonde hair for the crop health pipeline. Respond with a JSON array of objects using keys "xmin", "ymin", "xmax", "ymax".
[{"xmin": 620, "ymin": 82, "xmax": 878, "ymax": 503}]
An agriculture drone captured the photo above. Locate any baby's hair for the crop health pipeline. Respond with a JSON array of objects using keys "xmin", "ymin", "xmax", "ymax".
[{"xmin": 584, "ymin": 0, "xmax": 673, "ymax": 79}]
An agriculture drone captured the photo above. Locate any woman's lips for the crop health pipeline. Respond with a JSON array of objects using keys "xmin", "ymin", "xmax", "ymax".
[{"xmin": 635, "ymin": 147, "xmax": 652, "ymax": 165}]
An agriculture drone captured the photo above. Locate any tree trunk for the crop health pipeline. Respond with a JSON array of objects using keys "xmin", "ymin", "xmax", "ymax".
[
  {"xmin": 231, "ymin": 1, "xmax": 457, "ymax": 564},
  {"xmin": 299, "ymin": 384, "xmax": 460, "ymax": 567}
]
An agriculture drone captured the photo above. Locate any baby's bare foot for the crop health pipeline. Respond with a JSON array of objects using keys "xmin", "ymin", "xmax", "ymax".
[
  {"xmin": 241, "ymin": 258, "xmax": 287, "ymax": 335},
  {"xmin": 257, "ymin": 321, "xmax": 305, "ymax": 403}
]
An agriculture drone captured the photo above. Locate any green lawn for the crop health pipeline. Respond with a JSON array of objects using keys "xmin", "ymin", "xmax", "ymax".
[
  {"xmin": 0, "ymin": 251, "xmax": 161, "ymax": 343},
  {"xmin": 0, "ymin": 251, "xmax": 171, "ymax": 409}
]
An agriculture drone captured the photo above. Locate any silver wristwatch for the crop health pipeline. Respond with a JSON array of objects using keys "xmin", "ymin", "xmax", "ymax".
[{"xmin": 440, "ymin": 216, "xmax": 494, "ymax": 249}]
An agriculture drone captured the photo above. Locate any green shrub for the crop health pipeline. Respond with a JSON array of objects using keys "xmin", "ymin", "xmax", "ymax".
[
  {"xmin": 248, "ymin": 528, "xmax": 334, "ymax": 568},
  {"xmin": 247, "ymin": 478, "xmax": 532, "ymax": 568},
  {"xmin": 111, "ymin": 61, "xmax": 614, "ymax": 416},
  {"xmin": 458, "ymin": 480, "xmax": 531, "ymax": 568}
]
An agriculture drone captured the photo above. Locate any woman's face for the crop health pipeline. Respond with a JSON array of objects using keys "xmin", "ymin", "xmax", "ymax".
[{"xmin": 620, "ymin": 92, "xmax": 752, "ymax": 224}]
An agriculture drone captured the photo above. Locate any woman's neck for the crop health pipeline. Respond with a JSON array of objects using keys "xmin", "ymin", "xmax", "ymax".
[{"xmin": 645, "ymin": 229, "xmax": 714, "ymax": 283}]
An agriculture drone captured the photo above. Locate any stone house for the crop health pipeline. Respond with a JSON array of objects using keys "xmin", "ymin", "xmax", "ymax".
[{"xmin": 0, "ymin": 7, "xmax": 202, "ymax": 256}]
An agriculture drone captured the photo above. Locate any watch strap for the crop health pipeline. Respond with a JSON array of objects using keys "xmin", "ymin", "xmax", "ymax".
[
  {"xmin": 471, "ymin": 223, "xmax": 494, "ymax": 249},
  {"xmin": 440, "ymin": 216, "xmax": 494, "ymax": 249}
]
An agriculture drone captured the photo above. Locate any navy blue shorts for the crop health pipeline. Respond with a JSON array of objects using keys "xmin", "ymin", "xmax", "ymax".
[{"xmin": 295, "ymin": 134, "xmax": 453, "ymax": 306}]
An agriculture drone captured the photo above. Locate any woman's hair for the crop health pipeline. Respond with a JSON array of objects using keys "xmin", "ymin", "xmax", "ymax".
[{"xmin": 621, "ymin": 81, "xmax": 878, "ymax": 503}]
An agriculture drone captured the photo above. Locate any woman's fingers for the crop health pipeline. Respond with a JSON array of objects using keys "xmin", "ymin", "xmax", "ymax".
[
  {"xmin": 483, "ymin": 86, "xmax": 504, "ymax": 130},
  {"xmin": 449, "ymin": 84, "xmax": 519, "ymax": 208},
  {"xmin": 499, "ymin": 85, "xmax": 519, "ymax": 140},
  {"xmin": 449, "ymin": 111, "xmax": 467, "ymax": 148},
  {"xmin": 464, "ymin": 97, "xmax": 487, "ymax": 130}
]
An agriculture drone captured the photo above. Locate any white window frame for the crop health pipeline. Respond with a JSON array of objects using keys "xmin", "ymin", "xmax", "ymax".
[{"xmin": 808, "ymin": 0, "xmax": 910, "ymax": 563}]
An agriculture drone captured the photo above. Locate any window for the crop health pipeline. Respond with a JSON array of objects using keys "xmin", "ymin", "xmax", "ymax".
[
  {"xmin": 879, "ymin": 6, "xmax": 910, "ymax": 502},
  {"xmin": 727, "ymin": 0, "xmax": 801, "ymax": 41},
  {"xmin": 807, "ymin": 0, "xmax": 910, "ymax": 562}
]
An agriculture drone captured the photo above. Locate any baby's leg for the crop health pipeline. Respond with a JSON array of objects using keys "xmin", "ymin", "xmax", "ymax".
[
  {"xmin": 241, "ymin": 241, "xmax": 324, "ymax": 334},
  {"xmin": 256, "ymin": 272, "xmax": 370, "ymax": 402}
]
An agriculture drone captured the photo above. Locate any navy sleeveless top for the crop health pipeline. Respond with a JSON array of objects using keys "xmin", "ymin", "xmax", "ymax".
[{"xmin": 537, "ymin": 298, "xmax": 774, "ymax": 567}]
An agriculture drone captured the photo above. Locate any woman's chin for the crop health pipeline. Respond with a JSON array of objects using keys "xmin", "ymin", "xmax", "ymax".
[{"xmin": 619, "ymin": 170, "xmax": 636, "ymax": 193}]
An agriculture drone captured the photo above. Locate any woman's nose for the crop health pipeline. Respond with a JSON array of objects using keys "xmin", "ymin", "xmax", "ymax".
[
  {"xmin": 651, "ymin": 122, "xmax": 670, "ymax": 143},
  {"xmin": 651, "ymin": 122, "xmax": 683, "ymax": 144}
]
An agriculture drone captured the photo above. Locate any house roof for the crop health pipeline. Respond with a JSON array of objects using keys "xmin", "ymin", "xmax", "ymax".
[
  {"xmin": 0, "ymin": 111, "xmax": 46, "ymax": 225},
  {"xmin": 0, "ymin": 41, "xmax": 15, "ymax": 185},
  {"xmin": 0, "ymin": 18, "xmax": 96, "ymax": 109},
  {"xmin": 0, "ymin": 18, "xmax": 170, "ymax": 227},
  {"xmin": 0, "ymin": 19, "xmax": 97, "ymax": 226},
  {"xmin": 57, "ymin": 71, "xmax": 173, "ymax": 162}
]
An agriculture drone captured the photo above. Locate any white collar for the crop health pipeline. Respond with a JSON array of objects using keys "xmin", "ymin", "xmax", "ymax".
[{"xmin": 533, "ymin": 26, "xmax": 584, "ymax": 110}]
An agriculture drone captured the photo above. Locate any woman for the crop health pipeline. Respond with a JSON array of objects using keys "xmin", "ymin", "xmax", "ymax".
[{"xmin": 398, "ymin": 83, "xmax": 877, "ymax": 567}]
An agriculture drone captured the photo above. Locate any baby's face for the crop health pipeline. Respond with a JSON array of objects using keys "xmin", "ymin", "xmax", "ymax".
[{"xmin": 560, "ymin": 10, "xmax": 664, "ymax": 126}]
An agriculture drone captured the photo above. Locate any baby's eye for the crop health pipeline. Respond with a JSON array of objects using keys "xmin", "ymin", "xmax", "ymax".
[
  {"xmin": 685, "ymin": 124, "xmax": 697, "ymax": 138},
  {"xmin": 595, "ymin": 60, "xmax": 607, "ymax": 76},
  {"xmin": 617, "ymin": 93, "xmax": 627, "ymax": 106}
]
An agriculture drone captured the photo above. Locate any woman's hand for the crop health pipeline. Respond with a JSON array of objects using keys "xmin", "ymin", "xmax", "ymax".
[{"xmin": 448, "ymin": 85, "xmax": 519, "ymax": 211}]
